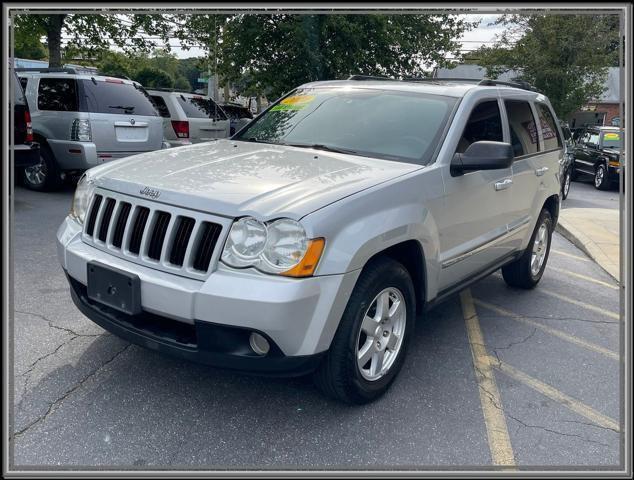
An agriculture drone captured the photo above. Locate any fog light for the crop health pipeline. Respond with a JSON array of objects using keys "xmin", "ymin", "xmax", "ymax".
[{"xmin": 249, "ymin": 332, "xmax": 270, "ymax": 355}]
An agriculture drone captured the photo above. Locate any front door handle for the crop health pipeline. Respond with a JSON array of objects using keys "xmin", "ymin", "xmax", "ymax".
[
  {"xmin": 494, "ymin": 178, "xmax": 513, "ymax": 191},
  {"xmin": 535, "ymin": 167, "xmax": 549, "ymax": 176}
]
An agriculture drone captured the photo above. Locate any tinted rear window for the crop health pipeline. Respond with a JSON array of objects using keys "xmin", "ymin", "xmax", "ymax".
[
  {"xmin": 37, "ymin": 78, "xmax": 79, "ymax": 111},
  {"xmin": 536, "ymin": 104, "xmax": 562, "ymax": 150},
  {"xmin": 177, "ymin": 96, "xmax": 227, "ymax": 120},
  {"xmin": 150, "ymin": 95, "xmax": 171, "ymax": 118},
  {"xmin": 82, "ymin": 80, "xmax": 158, "ymax": 116},
  {"xmin": 222, "ymin": 105, "xmax": 253, "ymax": 120}
]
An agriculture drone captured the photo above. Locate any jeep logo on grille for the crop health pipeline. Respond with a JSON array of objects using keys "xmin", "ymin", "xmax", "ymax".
[{"xmin": 139, "ymin": 187, "xmax": 161, "ymax": 199}]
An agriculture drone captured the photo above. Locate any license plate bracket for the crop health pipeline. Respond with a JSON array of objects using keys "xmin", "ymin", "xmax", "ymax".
[{"xmin": 87, "ymin": 261, "xmax": 141, "ymax": 315}]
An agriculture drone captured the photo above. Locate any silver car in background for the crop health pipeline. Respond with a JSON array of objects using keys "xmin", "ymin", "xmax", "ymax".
[
  {"xmin": 17, "ymin": 69, "xmax": 164, "ymax": 191},
  {"xmin": 148, "ymin": 89, "xmax": 230, "ymax": 147}
]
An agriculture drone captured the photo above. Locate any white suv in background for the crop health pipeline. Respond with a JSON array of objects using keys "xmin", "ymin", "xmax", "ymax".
[{"xmin": 148, "ymin": 89, "xmax": 230, "ymax": 147}]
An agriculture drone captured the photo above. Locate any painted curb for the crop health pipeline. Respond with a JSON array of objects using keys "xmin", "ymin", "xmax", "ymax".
[{"xmin": 555, "ymin": 219, "xmax": 619, "ymax": 282}]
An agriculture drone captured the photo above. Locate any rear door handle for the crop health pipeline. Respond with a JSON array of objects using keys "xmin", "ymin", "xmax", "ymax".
[
  {"xmin": 535, "ymin": 167, "xmax": 549, "ymax": 176},
  {"xmin": 494, "ymin": 178, "xmax": 513, "ymax": 191}
]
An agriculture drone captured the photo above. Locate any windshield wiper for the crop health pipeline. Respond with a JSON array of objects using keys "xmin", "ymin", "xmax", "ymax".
[
  {"xmin": 108, "ymin": 105, "xmax": 135, "ymax": 111},
  {"xmin": 284, "ymin": 142, "xmax": 361, "ymax": 156}
]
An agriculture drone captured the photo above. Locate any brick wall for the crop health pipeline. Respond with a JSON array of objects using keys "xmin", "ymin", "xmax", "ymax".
[{"xmin": 569, "ymin": 102, "xmax": 621, "ymax": 127}]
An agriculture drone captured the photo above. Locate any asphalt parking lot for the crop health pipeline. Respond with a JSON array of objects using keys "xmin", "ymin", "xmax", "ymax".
[{"xmin": 11, "ymin": 184, "xmax": 623, "ymax": 470}]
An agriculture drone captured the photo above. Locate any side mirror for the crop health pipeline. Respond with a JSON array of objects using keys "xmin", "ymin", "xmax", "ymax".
[{"xmin": 451, "ymin": 141, "xmax": 514, "ymax": 176}]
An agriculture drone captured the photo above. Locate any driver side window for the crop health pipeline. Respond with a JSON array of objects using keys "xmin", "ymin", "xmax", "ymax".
[{"xmin": 456, "ymin": 100, "xmax": 503, "ymax": 154}]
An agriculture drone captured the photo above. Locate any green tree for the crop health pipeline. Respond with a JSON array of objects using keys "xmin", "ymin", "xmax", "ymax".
[
  {"xmin": 474, "ymin": 14, "xmax": 620, "ymax": 119},
  {"xmin": 13, "ymin": 20, "xmax": 47, "ymax": 59},
  {"xmin": 133, "ymin": 66, "xmax": 175, "ymax": 88},
  {"xmin": 97, "ymin": 51, "xmax": 135, "ymax": 78},
  {"xmin": 178, "ymin": 14, "xmax": 473, "ymax": 100},
  {"xmin": 174, "ymin": 75, "xmax": 192, "ymax": 91},
  {"xmin": 13, "ymin": 13, "xmax": 174, "ymax": 67}
]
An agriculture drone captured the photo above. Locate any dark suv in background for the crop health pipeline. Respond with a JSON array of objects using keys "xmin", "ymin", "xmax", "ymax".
[
  {"xmin": 570, "ymin": 126, "xmax": 623, "ymax": 190},
  {"xmin": 12, "ymin": 71, "xmax": 40, "ymax": 170}
]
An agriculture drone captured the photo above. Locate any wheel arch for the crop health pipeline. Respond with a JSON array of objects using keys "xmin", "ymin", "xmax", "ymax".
[
  {"xmin": 543, "ymin": 194, "xmax": 560, "ymax": 227},
  {"xmin": 359, "ymin": 239, "xmax": 427, "ymax": 314}
]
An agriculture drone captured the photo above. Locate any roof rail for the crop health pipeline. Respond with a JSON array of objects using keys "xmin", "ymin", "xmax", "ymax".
[
  {"xmin": 15, "ymin": 67, "xmax": 79, "ymax": 74},
  {"xmin": 478, "ymin": 78, "xmax": 539, "ymax": 92},
  {"xmin": 347, "ymin": 75, "xmax": 396, "ymax": 81},
  {"xmin": 403, "ymin": 77, "xmax": 481, "ymax": 83},
  {"xmin": 147, "ymin": 86, "xmax": 195, "ymax": 94}
]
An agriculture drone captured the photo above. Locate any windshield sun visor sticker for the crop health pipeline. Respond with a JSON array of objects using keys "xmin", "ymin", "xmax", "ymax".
[{"xmin": 271, "ymin": 95, "xmax": 316, "ymax": 111}]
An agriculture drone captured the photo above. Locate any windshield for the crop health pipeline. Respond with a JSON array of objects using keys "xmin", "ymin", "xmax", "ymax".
[
  {"xmin": 235, "ymin": 87, "xmax": 457, "ymax": 164},
  {"xmin": 601, "ymin": 131, "xmax": 622, "ymax": 149},
  {"xmin": 82, "ymin": 80, "xmax": 158, "ymax": 116}
]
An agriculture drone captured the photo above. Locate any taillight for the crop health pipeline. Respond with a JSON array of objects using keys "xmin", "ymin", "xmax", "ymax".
[
  {"xmin": 24, "ymin": 110, "xmax": 33, "ymax": 143},
  {"xmin": 70, "ymin": 119, "xmax": 92, "ymax": 142},
  {"xmin": 171, "ymin": 120, "xmax": 189, "ymax": 138}
]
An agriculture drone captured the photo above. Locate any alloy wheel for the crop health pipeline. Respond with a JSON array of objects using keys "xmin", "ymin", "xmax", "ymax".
[
  {"xmin": 595, "ymin": 166, "xmax": 605, "ymax": 188},
  {"xmin": 531, "ymin": 223, "xmax": 549, "ymax": 277},
  {"xmin": 24, "ymin": 155, "xmax": 47, "ymax": 187},
  {"xmin": 356, "ymin": 287, "xmax": 407, "ymax": 381}
]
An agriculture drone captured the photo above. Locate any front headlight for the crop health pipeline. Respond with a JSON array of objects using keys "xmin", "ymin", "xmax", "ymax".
[
  {"xmin": 70, "ymin": 174, "xmax": 95, "ymax": 224},
  {"xmin": 221, "ymin": 217, "xmax": 325, "ymax": 277}
]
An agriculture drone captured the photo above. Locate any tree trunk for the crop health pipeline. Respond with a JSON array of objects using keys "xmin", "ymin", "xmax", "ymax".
[{"xmin": 46, "ymin": 14, "xmax": 66, "ymax": 68}]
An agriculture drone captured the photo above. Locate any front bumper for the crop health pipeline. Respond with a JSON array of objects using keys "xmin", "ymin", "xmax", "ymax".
[
  {"xmin": 57, "ymin": 216, "xmax": 360, "ymax": 365},
  {"xmin": 67, "ymin": 274, "xmax": 324, "ymax": 376},
  {"xmin": 13, "ymin": 142, "xmax": 40, "ymax": 168},
  {"xmin": 608, "ymin": 164, "xmax": 622, "ymax": 183}
]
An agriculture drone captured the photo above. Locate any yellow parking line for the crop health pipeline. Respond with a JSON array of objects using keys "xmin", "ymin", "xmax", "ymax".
[
  {"xmin": 490, "ymin": 358, "xmax": 620, "ymax": 432},
  {"xmin": 474, "ymin": 299, "xmax": 619, "ymax": 361},
  {"xmin": 539, "ymin": 290, "xmax": 620, "ymax": 321},
  {"xmin": 548, "ymin": 266, "xmax": 619, "ymax": 290},
  {"xmin": 460, "ymin": 289, "xmax": 516, "ymax": 468},
  {"xmin": 551, "ymin": 249, "xmax": 591, "ymax": 262}
]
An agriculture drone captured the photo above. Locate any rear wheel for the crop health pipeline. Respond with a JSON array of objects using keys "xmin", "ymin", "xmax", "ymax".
[
  {"xmin": 314, "ymin": 257, "xmax": 415, "ymax": 404},
  {"xmin": 594, "ymin": 164, "xmax": 610, "ymax": 191},
  {"xmin": 22, "ymin": 144, "xmax": 63, "ymax": 191},
  {"xmin": 502, "ymin": 209, "xmax": 552, "ymax": 289},
  {"xmin": 561, "ymin": 168, "xmax": 572, "ymax": 200}
]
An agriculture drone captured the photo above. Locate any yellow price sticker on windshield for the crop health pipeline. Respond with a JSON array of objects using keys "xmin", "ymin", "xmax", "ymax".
[
  {"xmin": 604, "ymin": 132, "xmax": 620, "ymax": 141},
  {"xmin": 271, "ymin": 95, "xmax": 315, "ymax": 111}
]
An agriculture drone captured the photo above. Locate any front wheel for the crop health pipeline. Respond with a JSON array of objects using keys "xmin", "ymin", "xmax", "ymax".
[
  {"xmin": 314, "ymin": 257, "xmax": 415, "ymax": 404},
  {"xmin": 502, "ymin": 209, "xmax": 553, "ymax": 289},
  {"xmin": 594, "ymin": 164, "xmax": 610, "ymax": 191}
]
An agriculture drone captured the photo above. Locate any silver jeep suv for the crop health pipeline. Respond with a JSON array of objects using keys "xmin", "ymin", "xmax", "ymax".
[
  {"xmin": 56, "ymin": 77, "xmax": 562, "ymax": 403},
  {"xmin": 17, "ymin": 69, "xmax": 164, "ymax": 191}
]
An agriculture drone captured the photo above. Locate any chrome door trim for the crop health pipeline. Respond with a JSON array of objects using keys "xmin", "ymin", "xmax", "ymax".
[{"xmin": 441, "ymin": 216, "xmax": 531, "ymax": 269}]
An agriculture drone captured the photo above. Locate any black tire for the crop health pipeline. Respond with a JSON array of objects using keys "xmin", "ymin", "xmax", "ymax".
[
  {"xmin": 502, "ymin": 209, "xmax": 553, "ymax": 289},
  {"xmin": 314, "ymin": 257, "xmax": 415, "ymax": 404},
  {"xmin": 22, "ymin": 144, "xmax": 63, "ymax": 191},
  {"xmin": 569, "ymin": 162, "xmax": 579, "ymax": 181},
  {"xmin": 594, "ymin": 164, "xmax": 610, "ymax": 191},
  {"xmin": 561, "ymin": 168, "xmax": 571, "ymax": 200}
]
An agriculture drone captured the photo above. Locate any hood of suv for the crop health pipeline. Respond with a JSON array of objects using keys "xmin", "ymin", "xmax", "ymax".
[{"xmin": 90, "ymin": 139, "xmax": 422, "ymax": 219}]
